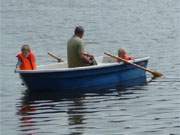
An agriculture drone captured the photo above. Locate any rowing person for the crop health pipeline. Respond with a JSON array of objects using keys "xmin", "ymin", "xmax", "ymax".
[
  {"xmin": 117, "ymin": 48, "xmax": 134, "ymax": 62},
  {"xmin": 67, "ymin": 26, "xmax": 96, "ymax": 68},
  {"xmin": 16, "ymin": 45, "xmax": 37, "ymax": 70}
]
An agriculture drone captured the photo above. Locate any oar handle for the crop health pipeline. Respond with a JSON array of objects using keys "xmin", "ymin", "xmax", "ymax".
[{"xmin": 48, "ymin": 52, "xmax": 63, "ymax": 62}]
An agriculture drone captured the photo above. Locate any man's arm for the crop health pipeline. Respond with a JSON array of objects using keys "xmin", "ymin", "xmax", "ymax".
[
  {"xmin": 77, "ymin": 40, "xmax": 95, "ymax": 65},
  {"xmin": 76, "ymin": 41, "xmax": 91, "ymax": 64}
]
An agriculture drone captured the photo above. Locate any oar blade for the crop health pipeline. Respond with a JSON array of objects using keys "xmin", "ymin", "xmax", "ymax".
[{"xmin": 151, "ymin": 71, "xmax": 163, "ymax": 79}]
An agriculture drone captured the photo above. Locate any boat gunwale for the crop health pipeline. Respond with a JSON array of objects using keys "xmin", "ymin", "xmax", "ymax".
[{"xmin": 15, "ymin": 57, "xmax": 149, "ymax": 74}]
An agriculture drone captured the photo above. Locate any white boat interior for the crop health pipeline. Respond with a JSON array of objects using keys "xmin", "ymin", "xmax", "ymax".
[
  {"xmin": 38, "ymin": 56, "xmax": 116, "ymax": 69},
  {"xmin": 16, "ymin": 56, "xmax": 149, "ymax": 73}
]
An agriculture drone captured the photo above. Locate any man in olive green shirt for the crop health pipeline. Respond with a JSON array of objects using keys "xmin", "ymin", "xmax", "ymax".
[{"xmin": 67, "ymin": 26, "xmax": 95, "ymax": 68}]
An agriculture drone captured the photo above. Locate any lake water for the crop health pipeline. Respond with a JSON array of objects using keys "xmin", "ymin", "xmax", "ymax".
[{"xmin": 1, "ymin": 0, "xmax": 180, "ymax": 134}]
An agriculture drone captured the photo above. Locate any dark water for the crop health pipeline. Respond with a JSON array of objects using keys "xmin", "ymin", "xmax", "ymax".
[{"xmin": 1, "ymin": 0, "xmax": 180, "ymax": 134}]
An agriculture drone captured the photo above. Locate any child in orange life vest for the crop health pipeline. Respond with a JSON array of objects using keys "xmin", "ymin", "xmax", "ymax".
[
  {"xmin": 117, "ymin": 48, "xmax": 134, "ymax": 62},
  {"xmin": 16, "ymin": 45, "xmax": 37, "ymax": 70}
]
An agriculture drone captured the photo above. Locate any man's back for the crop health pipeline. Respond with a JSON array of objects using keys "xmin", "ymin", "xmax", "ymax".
[{"xmin": 67, "ymin": 36, "xmax": 86, "ymax": 68}]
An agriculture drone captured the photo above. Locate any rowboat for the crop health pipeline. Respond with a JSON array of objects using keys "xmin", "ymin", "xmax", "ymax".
[{"xmin": 16, "ymin": 56, "xmax": 149, "ymax": 92}]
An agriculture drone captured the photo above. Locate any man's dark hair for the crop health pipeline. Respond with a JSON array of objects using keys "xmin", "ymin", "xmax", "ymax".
[{"xmin": 74, "ymin": 26, "xmax": 84, "ymax": 35}]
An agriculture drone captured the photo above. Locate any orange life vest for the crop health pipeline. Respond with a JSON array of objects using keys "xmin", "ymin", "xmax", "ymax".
[
  {"xmin": 17, "ymin": 52, "xmax": 37, "ymax": 70},
  {"xmin": 117, "ymin": 54, "xmax": 134, "ymax": 62}
]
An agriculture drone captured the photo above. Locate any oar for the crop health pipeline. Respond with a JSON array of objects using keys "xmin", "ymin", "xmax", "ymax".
[
  {"xmin": 104, "ymin": 52, "xmax": 163, "ymax": 79},
  {"xmin": 48, "ymin": 52, "xmax": 64, "ymax": 62}
]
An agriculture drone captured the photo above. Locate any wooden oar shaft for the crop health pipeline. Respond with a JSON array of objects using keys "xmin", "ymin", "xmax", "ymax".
[
  {"xmin": 106, "ymin": 53, "xmax": 152, "ymax": 73},
  {"xmin": 104, "ymin": 52, "xmax": 163, "ymax": 78},
  {"xmin": 48, "ymin": 52, "xmax": 63, "ymax": 62}
]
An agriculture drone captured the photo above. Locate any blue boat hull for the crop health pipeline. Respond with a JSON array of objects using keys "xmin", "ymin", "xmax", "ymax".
[{"xmin": 19, "ymin": 59, "xmax": 148, "ymax": 92}]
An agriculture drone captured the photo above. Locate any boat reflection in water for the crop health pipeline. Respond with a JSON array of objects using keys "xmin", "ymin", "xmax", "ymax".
[
  {"xmin": 16, "ymin": 81, "xmax": 149, "ymax": 135},
  {"xmin": 17, "ymin": 89, "xmax": 107, "ymax": 135}
]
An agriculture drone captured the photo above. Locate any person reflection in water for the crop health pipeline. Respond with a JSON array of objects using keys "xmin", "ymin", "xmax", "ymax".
[
  {"xmin": 67, "ymin": 97, "xmax": 85, "ymax": 135},
  {"xmin": 17, "ymin": 103, "xmax": 37, "ymax": 133},
  {"xmin": 17, "ymin": 91, "xmax": 86, "ymax": 135}
]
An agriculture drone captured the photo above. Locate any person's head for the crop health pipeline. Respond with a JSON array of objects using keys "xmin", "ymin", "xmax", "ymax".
[
  {"xmin": 74, "ymin": 26, "xmax": 84, "ymax": 38},
  {"xmin": 118, "ymin": 48, "xmax": 126, "ymax": 57},
  {"xmin": 21, "ymin": 44, "xmax": 31, "ymax": 57}
]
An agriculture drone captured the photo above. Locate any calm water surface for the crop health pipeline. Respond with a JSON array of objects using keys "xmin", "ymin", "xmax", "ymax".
[{"xmin": 1, "ymin": 0, "xmax": 180, "ymax": 134}]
